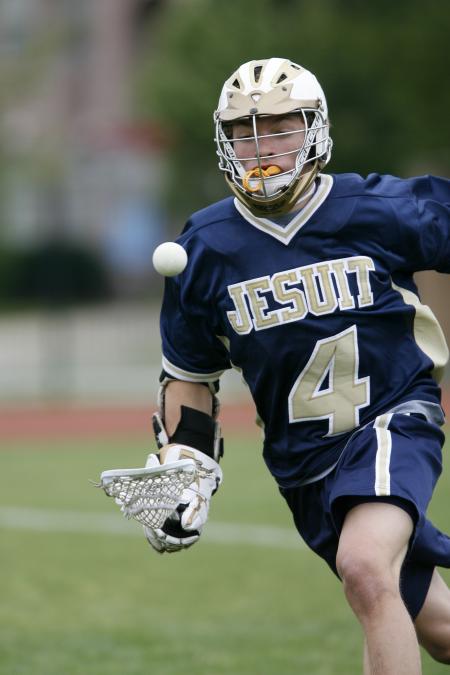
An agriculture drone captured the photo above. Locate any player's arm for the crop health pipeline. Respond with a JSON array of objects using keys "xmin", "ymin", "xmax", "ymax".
[
  {"xmin": 407, "ymin": 175, "xmax": 450, "ymax": 273},
  {"xmin": 163, "ymin": 380, "xmax": 213, "ymax": 435},
  {"xmin": 144, "ymin": 375, "xmax": 223, "ymax": 554},
  {"xmin": 146, "ymin": 255, "xmax": 229, "ymax": 553}
]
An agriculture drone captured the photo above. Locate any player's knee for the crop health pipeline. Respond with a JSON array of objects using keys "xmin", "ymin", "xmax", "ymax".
[
  {"xmin": 420, "ymin": 627, "xmax": 450, "ymax": 665},
  {"xmin": 336, "ymin": 552, "xmax": 397, "ymax": 616},
  {"xmin": 434, "ymin": 648, "xmax": 450, "ymax": 665},
  {"xmin": 425, "ymin": 642, "xmax": 450, "ymax": 665}
]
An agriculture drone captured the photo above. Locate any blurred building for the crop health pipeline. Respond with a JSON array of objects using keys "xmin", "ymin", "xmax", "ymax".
[
  {"xmin": 0, "ymin": 0, "xmax": 167, "ymax": 297},
  {"xmin": 0, "ymin": 0, "xmax": 447, "ymax": 404}
]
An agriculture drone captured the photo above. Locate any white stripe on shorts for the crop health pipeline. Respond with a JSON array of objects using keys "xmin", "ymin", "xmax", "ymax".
[{"xmin": 374, "ymin": 413, "xmax": 393, "ymax": 496}]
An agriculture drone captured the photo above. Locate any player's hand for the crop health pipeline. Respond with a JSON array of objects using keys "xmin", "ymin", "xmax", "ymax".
[{"xmin": 143, "ymin": 443, "xmax": 222, "ymax": 554}]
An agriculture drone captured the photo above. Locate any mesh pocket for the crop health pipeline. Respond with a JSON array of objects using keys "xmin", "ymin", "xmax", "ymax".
[{"xmin": 104, "ymin": 470, "xmax": 195, "ymax": 529}]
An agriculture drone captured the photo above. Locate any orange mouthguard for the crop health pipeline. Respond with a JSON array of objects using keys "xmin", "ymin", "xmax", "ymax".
[{"xmin": 242, "ymin": 165, "xmax": 282, "ymax": 192}]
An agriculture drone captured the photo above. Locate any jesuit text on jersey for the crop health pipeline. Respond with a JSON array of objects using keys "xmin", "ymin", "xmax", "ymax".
[{"xmin": 226, "ymin": 255, "xmax": 375, "ymax": 334}]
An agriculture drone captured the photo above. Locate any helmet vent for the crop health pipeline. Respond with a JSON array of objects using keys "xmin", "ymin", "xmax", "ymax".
[
  {"xmin": 253, "ymin": 65, "xmax": 262, "ymax": 83},
  {"xmin": 276, "ymin": 73, "xmax": 288, "ymax": 83},
  {"xmin": 232, "ymin": 78, "xmax": 241, "ymax": 89}
]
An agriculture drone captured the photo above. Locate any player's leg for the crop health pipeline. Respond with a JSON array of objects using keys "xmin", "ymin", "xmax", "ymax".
[
  {"xmin": 336, "ymin": 501, "xmax": 421, "ymax": 675},
  {"xmin": 415, "ymin": 569, "xmax": 450, "ymax": 663},
  {"xmin": 363, "ymin": 640, "xmax": 370, "ymax": 675}
]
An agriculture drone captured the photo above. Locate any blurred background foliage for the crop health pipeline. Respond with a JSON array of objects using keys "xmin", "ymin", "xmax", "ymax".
[
  {"xmin": 0, "ymin": 0, "xmax": 449, "ymax": 308},
  {"xmin": 137, "ymin": 0, "xmax": 450, "ymax": 217},
  {"xmin": 0, "ymin": 0, "xmax": 448, "ymax": 402}
]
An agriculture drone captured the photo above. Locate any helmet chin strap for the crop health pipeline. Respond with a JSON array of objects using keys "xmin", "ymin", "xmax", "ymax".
[
  {"xmin": 227, "ymin": 160, "xmax": 321, "ymax": 217},
  {"xmin": 290, "ymin": 179, "xmax": 317, "ymax": 212}
]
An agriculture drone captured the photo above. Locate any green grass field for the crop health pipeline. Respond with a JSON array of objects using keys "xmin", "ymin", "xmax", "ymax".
[{"xmin": 1, "ymin": 430, "xmax": 450, "ymax": 675}]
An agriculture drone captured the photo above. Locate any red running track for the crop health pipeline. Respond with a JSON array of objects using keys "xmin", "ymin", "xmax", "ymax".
[
  {"xmin": 0, "ymin": 402, "xmax": 259, "ymax": 441},
  {"xmin": 0, "ymin": 391, "xmax": 449, "ymax": 441}
]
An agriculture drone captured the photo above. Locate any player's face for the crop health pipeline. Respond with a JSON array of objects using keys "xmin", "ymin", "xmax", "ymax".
[{"xmin": 232, "ymin": 114, "xmax": 306, "ymax": 173}]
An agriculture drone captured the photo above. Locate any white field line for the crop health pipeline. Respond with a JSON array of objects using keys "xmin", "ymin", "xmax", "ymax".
[{"xmin": 0, "ymin": 506, "xmax": 304, "ymax": 550}]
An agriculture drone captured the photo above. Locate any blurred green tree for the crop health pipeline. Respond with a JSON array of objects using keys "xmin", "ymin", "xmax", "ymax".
[{"xmin": 136, "ymin": 0, "xmax": 449, "ymax": 220}]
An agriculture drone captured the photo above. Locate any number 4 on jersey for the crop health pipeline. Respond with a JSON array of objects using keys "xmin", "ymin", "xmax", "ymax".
[{"xmin": 288, "ymin": 325, "xmax": 370, "ymax": 436}]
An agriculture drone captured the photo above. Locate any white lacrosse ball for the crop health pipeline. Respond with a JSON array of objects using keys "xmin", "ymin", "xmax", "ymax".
[{"xmin": 152, "ymin": 242, "xmax": 188, "ymax": 277}]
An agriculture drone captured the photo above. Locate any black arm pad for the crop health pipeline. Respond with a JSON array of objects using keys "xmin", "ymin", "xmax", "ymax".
[{"xmin": 170, "ymin": 406, "xmax": 223, "ymax": 460}]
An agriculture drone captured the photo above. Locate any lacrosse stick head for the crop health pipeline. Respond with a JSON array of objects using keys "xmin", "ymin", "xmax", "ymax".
[{"xmin": 98, "ymin": 459, "xmax": 197, "ymax": 529}]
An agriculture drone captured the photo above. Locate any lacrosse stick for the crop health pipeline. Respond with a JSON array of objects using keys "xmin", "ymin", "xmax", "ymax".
[{"xmin": 97, "ymin": 459, "xmax": 197, "ymax": 529}]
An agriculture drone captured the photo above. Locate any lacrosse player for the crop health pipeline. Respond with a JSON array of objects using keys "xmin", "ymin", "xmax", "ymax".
[{"xmin": 107, "ymin": 58, "xmax": 450, "ymax": 674}]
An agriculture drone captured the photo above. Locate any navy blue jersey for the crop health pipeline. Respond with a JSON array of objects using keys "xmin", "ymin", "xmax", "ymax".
[{"xmin": 160, "ymin": 173, "xmax": 450, "ymax": 487}]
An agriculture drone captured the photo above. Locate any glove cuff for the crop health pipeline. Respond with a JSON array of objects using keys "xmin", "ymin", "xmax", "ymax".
[{"xmin": 159, "ymin": 443, "xmax": 223, "ymax": 489}]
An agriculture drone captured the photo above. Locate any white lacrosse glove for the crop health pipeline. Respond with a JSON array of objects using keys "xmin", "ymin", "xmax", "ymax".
[{"xmin": 143, "ymin": 443, "xmax": 222, "ymax": 554}]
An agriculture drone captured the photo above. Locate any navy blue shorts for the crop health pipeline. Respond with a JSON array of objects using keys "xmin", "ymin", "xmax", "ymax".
[{"xmin": 280, "ymin": 412, "xmax": 450, "ymax": 619}]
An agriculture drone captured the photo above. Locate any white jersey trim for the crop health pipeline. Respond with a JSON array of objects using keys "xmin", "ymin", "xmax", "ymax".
[
  {"xmin": 374, "ymin": 413, "xmax": 393, "ymax": 496},
  {"xmin": 391, "ymin": 281, "xmax": 449, "ymax": 383},
  {"xmin": 233, "ymin": 174, "xmax": 334, "ymax": 245},
  {"xmin": 162, "ymin": 355, "xmax": 225, "ymax": 383}
]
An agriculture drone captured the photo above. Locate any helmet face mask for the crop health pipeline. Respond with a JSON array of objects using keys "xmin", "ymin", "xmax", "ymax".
[{"xmin": 214, "ymin": 59, "xmax": 333, "ymax": 216}]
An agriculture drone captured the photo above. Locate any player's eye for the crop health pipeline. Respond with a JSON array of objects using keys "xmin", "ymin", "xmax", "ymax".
[{"xmin": 273, "ymin": 126, "xmax": 296, "ymax": 134}]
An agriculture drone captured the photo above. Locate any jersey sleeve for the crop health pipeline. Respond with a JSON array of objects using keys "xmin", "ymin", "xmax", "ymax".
[
  {"xmin": 160, "ymin": 275, "xmax": 231, "ymax": 383},
  {"xmin": 403, "ymin": 175, "xmax": 450, "ymax": 272}
]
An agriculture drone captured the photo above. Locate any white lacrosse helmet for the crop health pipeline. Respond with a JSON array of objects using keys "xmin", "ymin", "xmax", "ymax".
[{"xmin": 214, "ymin": 58, "xmax": 332, "ymax": 216}]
